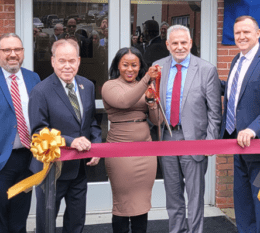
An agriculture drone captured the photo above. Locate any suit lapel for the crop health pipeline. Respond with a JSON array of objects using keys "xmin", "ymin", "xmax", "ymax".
[
  {"xmin": 160, "ymin": 56, "xmax": 172, "ymax": 111},
  {"xmin": 76, "ymin": 75, "xmax": 87, "ymax": 127},
  {"xmin": 0, "ymin": 68, "xmax": 15, "ymax": 112},
  {"xmin": 238, "ymin": 48, "xmax": 260, "ymax": 103},
  {"xmin": 21, "ymin": 68, "xmax": 34, "ymax": 95},
  {"xmin": 181, "ymin": 55, "xmax": 198, "ymax": 112},
  {"xmin": 52, "ymin": 74, "xmax": 80, "ymax": 124}
]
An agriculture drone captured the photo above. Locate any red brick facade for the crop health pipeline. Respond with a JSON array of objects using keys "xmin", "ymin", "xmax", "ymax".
[
  {"xmin": 0, "ymin": 0, "xmax": 236, "ymax": 208},
  {"xmin": 216, "ymin": 0, "xmax": 237, "ymax": 208},
  {"xmin": 0, "ymin": 0, "xmax": 15, "ymax": 35}
]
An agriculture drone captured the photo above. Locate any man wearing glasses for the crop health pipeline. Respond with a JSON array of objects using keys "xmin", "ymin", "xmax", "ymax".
[
  {"xmin": 0, "ymin": 33, "xmax": 40, "ymax": 233},
  {"xmin": 59, "ymin": 18, "xmax": 92, "ymax": 58}
]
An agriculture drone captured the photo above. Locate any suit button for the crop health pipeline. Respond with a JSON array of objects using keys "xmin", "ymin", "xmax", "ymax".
[{"xmin": 14, "ymin": 125, "xmax": 16, "ymax": 128}]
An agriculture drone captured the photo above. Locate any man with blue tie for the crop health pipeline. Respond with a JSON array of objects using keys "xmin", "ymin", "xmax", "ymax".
[
  {"xmin": 153, "ymin": 25, "xmax": 222, "ymax": 233},
  {"xmin": 220, "ymin": 15, "xmax": 260, "ymax": 232},
  {"xmin": 0, "ymin": 33, "xmax": 40, "ymax": 233},
  {"xmin": 29, "ymin": 38, "xmax": 102, "ymax": 233}
]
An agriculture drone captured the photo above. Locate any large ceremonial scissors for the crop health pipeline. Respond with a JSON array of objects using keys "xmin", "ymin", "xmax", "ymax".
[{"xmin": 147, "ymin": 65, "xmax": 172, "ymax": 139}]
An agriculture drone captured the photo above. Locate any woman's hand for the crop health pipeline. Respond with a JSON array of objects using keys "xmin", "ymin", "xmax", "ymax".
[
  {"xmin": 147, "ymin": 65, "xmax": 162, "ymax": 81},
  {"xmin": 145, "ymin": 83, "xmax": 156, "ymax": 99}
]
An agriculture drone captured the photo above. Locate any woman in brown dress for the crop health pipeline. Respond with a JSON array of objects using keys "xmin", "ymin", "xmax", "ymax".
[{"xmin": 102, "ymin": 47, "xmax": 162, "ymax": 233}]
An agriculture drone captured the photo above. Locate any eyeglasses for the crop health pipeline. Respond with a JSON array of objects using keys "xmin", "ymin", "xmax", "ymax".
[{"xmin": 0, "ymin": 48, "xmax": 24, "ymax": 55}]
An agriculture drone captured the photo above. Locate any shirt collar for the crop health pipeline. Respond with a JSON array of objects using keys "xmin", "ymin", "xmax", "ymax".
[
  {"xmin": 171, "ymin": 53, "xmax": 191, "ymax": 68},
  {"xmin": 240, "ymin": 43, "xmax": 259, "ymax": 61},
  {"xmin": 58, "ymin": 76, "xmax": 77, "ymax": 92},
  {"xmin": 2, "ymin": 67, "xmax": 22, "ymax": 81}
]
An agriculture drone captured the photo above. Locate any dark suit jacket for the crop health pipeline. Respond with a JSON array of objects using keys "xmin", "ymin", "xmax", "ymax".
[
  {"xmin": 143, "ymin": 36, "xmax": 169, "ymax": 67},
  {"xmin": 220, "ymin": 46, "xmax": 260, "ymax": 161},
  {"xmin": 0, "ymin": 67, "xmax": 40, "ymax": 170},
  {"xmin": 29, "ymin": 73, "xmax": 102, "ymax": 180}
]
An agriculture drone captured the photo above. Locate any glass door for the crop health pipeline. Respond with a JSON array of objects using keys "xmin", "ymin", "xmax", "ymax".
[{"xmin": 16, "ymin": 0, "xmax": 217, "ymax": 216}]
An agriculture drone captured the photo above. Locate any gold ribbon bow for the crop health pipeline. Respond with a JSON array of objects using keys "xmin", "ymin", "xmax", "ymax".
[{"xmin": 7, "ymin": 128, "xmax": 65, "ymax": 199}]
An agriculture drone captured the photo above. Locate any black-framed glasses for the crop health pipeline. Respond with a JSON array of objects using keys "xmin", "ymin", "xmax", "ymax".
[{"xmin": 0, "ymin": 48, "xmax": 24, "ymax": 55}]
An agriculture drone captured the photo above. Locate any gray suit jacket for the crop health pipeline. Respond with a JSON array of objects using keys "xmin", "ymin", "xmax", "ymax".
[{"xmin": 153, "ymin": 54, "xmax": 222, "ymax": 161}]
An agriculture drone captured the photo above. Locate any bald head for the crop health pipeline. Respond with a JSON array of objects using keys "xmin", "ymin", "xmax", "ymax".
[{"xmin": 67, "ymin": 18, "xmax": 77, "ymax": 34}]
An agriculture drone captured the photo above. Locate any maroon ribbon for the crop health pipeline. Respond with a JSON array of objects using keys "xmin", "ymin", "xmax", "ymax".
[{"xmin": 60, "ymin": 139, "xmax": 260, "ymax": 161}]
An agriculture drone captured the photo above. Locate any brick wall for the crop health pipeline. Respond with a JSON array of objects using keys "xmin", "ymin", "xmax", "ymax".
[
  {"xmin": 215, "ymin": 0, "xmax": 238, "ymax": 208},
  {"xmin": 0, "ymin": 0, "xmax": 15, "ymax": 35}
]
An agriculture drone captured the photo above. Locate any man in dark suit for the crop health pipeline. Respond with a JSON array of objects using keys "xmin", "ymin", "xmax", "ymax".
[
  {"xmin": 220, "ymin": 15, "xmax": 260, "ymax": 232},
  {"xmin": 142, "ymin": 20, "xmax": 169, "ymax": 67},
  {"xmin": 50, "ymin": 23, "xmax": 63, "ymax": 46},
  {"xmin": 0, "ymin": 33, "xmax": 40, "ymax": 233},
  {"xmin": 29, "ymin": 39, "xmax": 101, "ymax": 233},
  {"xmin": 59, "ymin": 18, "xmax": 92, "ymax": 58},
  {"xmin": 154, "ymin": 25, "xmax": 221, "ymax": 233}
]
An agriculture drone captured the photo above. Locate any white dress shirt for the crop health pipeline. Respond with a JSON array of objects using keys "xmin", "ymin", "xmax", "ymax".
[
  {"xmin": 58, "ymin": 77, "xmax": 83, "ymax": 118},
  {"xmin": 3, "ymin": 68, "xmax": 31, "ymax": 149},
  {"xmin": 228, "ymin": 43, "xmax": 259, "ymax": 109},
  {"xmin": 227, "ymin": 43, "xmax": 259, "ymax": 136}
]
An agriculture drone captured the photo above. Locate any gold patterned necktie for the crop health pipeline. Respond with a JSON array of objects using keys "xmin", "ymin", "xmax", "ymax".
[{"xmin": 66, "ymin": 83, "xmax": 81, "ymax": 122}]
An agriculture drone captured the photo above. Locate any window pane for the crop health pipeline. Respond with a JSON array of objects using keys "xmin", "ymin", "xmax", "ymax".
[
  {"xmin": 131, "ymin": 0, "xmax": 201, "ymax": 179},
  {"xmin": 33, "ymin": 0, "xmax": 109, "ymax": 182}
]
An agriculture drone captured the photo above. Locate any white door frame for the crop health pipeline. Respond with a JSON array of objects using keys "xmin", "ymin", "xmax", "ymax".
[{"xmin": 15, "ymin": 0, "xmax": 217, "ymax": 215}]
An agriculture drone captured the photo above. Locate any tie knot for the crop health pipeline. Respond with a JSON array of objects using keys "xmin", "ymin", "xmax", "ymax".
[
  {"xmin": 175, "ymin": 64, "xmax": 182, "ymax": 71},
  {"xmin": 10, "ymin": 74, "xmax": 16, "ymax": 81},
  {"xmin": 66, "ymin": 83, "xmax": 74, "ymax": 91},
  {"xmin": 240, "ymin": 56, "xmax": 246, "ymax": 63}
]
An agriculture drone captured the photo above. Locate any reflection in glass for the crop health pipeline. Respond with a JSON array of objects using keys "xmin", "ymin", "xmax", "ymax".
[
  {"xmin": 33, "ymin": 0, "xmax": 109, "ymax": 182},
  {"xmin": 131, "ymin": 0, "xmax": 201, "ymax": 178},
  {"xmin": 131, "ymin": 1, "xmax": 201, "ymax": 63}
]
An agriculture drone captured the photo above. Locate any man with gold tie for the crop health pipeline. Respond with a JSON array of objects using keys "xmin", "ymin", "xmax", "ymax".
[
  {"xmin": 153, "ymin": 25, "xmax": 222, "ymax": 233},
  {"xmin": 0, "ymin": 33, "xmax": 40, "ymax": 233},
  {"xmin": 29, "ymin": 39, "xmax": 101, "ymax": 233}
]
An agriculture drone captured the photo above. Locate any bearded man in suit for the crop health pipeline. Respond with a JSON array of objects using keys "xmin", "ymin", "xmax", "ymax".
[
  {"xmin": 0, "ymin": 33, "xmax": 40, "ymax": 233},
  {"xmin": 153, "ymin": 25, "xmax": 222, "ymax": 233},
  {"xmin": 29, "ymin": 38, "xmax": 101, "ymax": 233}
]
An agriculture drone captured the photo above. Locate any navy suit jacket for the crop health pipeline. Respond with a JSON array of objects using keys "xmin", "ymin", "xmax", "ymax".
[
  {"xmin": 220, "ymin": 46, "xmax": 260, "ymax": 160},
  {"xmin": 0, "ymin": 67, "xmax": 40, "ymax": 171},
  {"xmin": 29, "ymin": 73, "xmax": 101, "ymax": 180}
]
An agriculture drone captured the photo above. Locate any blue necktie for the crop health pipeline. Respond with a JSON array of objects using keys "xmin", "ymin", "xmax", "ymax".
[{"xmin": 226, "ymin": 56, "xmax": 246, "ymax": 135}]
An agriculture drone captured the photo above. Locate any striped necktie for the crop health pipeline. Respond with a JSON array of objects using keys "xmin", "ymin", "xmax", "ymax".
[
  {"xmin": 10, "ymin": 74, "xmax": 31, "ymax": 148},
  {"xmin": 66, "ymin": 83, "xmax": 81, "ymax": 122},
  {"xmin": 226, "ymin": 56, "xmax": 246, "ymax": 135}
]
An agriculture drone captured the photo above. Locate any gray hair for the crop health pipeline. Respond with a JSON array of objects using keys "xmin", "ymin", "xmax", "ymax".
[
  {"xmin": 160, "ymin": 21, "xmax": 169, "ymax": 29},
  {"xmin": 54, "ymin": 23, "xmax": 63, "ymax": 30},
  {"xmin": 167, "ymin": 25, "xmax": 191, "ymax": 41},
  {"xmin": 0, "ymin": 33, "xmax": 23, "ymax": 47},
  {"xmin": 90, "ymin": 30, "xmax": 100, "ymax": 39},
  {"xmin": 51, "ymin": 39, "xmax": 80, "ymax": 57}
]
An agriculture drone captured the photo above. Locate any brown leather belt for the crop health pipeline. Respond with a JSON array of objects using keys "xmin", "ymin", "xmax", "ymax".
[
  {"xmin": 112, "ymin": 119, "xmax": 147, "ymax": 124},
  {"xmin": 170, "ymin": 124, "xmax": 182, "ymax": 131}
]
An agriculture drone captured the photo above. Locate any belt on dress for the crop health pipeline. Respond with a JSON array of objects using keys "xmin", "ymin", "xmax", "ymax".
[{"xmin": 111, "ymin": 119, "xmax": 147, "ymax": 123}]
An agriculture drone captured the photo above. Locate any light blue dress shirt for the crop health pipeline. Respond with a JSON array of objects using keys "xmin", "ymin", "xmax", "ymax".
[{"xmin": 166, "ymin": 54, "xmax": 191, "ymax": 125}]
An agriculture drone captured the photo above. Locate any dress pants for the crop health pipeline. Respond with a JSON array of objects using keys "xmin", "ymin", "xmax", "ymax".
[
  {"xmin": 160, "ymin": 128, "xmax": 208, "ymax": 233},
  {"xmin": 36, "ymin": 161, "xmax": 88, "ymax": 233},
  {"xmin": 233, "ymin": 154, "xmax": 260, "ymax": 233},
  {"xmin": 0, "ymin": 148, "xmax": 32, "ymax": 233}
]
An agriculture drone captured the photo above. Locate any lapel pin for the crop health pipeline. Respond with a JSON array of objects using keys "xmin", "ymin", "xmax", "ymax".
[{"xmin": 79, "ymin": 84, "xmax": 84, "ymax": 90}]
